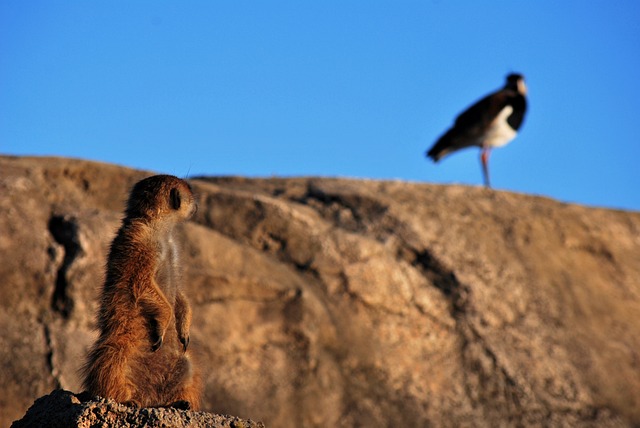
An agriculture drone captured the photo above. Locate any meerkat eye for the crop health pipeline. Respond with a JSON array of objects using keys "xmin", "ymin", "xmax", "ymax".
[{"xmin": 170, "ymin": 188, "xmax": 181, "ymax": 210}]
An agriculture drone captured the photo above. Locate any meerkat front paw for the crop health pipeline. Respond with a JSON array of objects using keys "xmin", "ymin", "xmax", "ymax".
[
  {"xmin": 179, "ymin": 334, "xmax": 190, "ymax": 352},
  {"xmin": 151, "ymin": 332, "xmax": 164, "ymax": 352}
]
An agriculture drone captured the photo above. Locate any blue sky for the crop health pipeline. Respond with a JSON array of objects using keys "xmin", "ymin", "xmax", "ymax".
[{"xmin": 2, "ymin": 1, "xmax": 639, "ymax": 211}]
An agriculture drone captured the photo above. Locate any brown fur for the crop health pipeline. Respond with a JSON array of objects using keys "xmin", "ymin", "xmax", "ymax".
[{"xmin": 82, "ymin": 175, "xmax": 202, "ymax": 410}]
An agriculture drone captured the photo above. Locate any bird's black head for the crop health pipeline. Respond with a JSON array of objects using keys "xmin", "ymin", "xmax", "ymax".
[{"xmin": 506, "ymin": 73, "xmax": 527, "ymax": 95}]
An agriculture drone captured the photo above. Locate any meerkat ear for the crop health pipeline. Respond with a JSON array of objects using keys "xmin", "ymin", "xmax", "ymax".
[{"xmin": 170, "ymin": 188, "xmax": 181, "ymax": 210}]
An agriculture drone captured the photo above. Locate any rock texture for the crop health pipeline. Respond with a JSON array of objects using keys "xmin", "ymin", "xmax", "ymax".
[
  {"xmin": 11, "ymin": 389, "xmax": 264, "ymax": 428},
  {"xmin": 2, "ymin": 155, "xmax": 640, "ymax": 427}
]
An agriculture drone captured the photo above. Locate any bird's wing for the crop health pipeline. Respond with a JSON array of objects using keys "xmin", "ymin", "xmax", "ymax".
[{"xmin": 453, "ymin": 89, "xmax": 511, "ymax": 130}]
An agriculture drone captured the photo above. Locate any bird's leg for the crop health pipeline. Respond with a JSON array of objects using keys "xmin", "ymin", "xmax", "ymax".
[{"xmin": 481, "ymin": 148, "xmax": 491, "ymax": 188}]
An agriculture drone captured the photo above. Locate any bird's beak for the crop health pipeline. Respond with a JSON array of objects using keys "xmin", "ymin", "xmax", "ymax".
[{"xmin": 517, "ymin": 78, "xmax": 527, "ymax": 96}]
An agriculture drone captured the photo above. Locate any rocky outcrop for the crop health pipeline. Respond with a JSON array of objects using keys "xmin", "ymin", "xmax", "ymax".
[
  {"xmin": 11, "ymin": 389, "xmax": 264, "ymax": 428},
  {"xmin": 2, "ymin": 156, "xmax": 639, "ymax": 427}
]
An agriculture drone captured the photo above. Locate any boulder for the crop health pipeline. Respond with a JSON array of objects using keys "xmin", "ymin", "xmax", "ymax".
[{"xmin": 2, "ymin": 156, "xmax": 639, "ymax": 427}]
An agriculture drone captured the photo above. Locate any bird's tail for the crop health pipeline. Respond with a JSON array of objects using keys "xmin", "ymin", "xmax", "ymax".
[{"xmin": 426, "ymin": 130, "xmax": 455, "ymax": 162}]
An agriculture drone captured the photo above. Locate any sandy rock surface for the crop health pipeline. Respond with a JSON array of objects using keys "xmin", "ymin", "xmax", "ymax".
[{"xmin": 2, "ymin": 156, "xmax": 639, "ymax": 427}]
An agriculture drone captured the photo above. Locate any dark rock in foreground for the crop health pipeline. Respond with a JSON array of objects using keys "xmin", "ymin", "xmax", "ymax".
[{"xmin": 11, "ymin": 389, "xmax": 264, "ymax": 428}]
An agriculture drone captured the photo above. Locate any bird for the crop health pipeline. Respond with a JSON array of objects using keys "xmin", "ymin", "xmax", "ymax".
[{"xmin": 426, "ymin": 73, "xmax": 527, "ymax": 188}]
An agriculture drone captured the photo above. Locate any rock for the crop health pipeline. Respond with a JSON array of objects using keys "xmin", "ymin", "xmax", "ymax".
[
  {"xmin": 10, "ymin": 389, "xmax": 264, "ymax": 427},
  {"xmin": 1, "ymin": 156, "xmax": 639, "ymax": 427}
]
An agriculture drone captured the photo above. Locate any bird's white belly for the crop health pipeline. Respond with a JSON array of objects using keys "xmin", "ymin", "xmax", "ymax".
[{"xmin": 482, "ymin": 105, "xmax": 517, "ymax": 148}]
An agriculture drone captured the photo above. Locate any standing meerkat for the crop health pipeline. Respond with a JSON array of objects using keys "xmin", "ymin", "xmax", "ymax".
[{"xmin": 82, "ymin": 175, "xmax": 202, "ymax": 410}]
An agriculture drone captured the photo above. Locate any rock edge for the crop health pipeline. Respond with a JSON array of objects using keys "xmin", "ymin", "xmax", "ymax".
[{"xmin": 11, "ymin": 389, "xmax": 265, "ymax": 428}]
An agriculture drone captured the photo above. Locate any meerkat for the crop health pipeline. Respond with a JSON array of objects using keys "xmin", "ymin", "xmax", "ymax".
[{"xmin": 82, "ymin": 174, "xmax": 202, "ymax": 410}]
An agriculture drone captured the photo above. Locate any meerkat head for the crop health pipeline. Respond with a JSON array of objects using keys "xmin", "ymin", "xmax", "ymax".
[{"xmin": 125, "ymin": 175, "xmax": 197, "ymax": 222}]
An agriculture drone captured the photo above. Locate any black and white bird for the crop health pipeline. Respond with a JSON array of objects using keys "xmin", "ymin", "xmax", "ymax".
[{"xmin": 426, "ymin": 73, "xmax": 527, "ymax": 187}]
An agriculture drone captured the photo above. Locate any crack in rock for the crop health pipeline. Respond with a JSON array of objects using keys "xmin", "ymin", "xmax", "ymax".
[
  {"xmin": 293, "ymin": 183, "xmax": 390, "ymax": 235},
  {"xmin": 408, "ymin": 249, "xmax": 469, "ymax": 316},
  {"xmin": 42, "ymin": 322, "xmax": 62, "ymax": 389},
  {"xmin": 406, "ymin": 245, "xmax": 533, "ymax": 414},
  {"xmin": 48, "ymin": 214, "xmax": 83, "ymax": 318}
]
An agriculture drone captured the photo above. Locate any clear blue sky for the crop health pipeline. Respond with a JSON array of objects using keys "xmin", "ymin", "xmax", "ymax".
[{"xmin": 2, "ymin": 1, "xmax": 639, "ymax": 211}]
